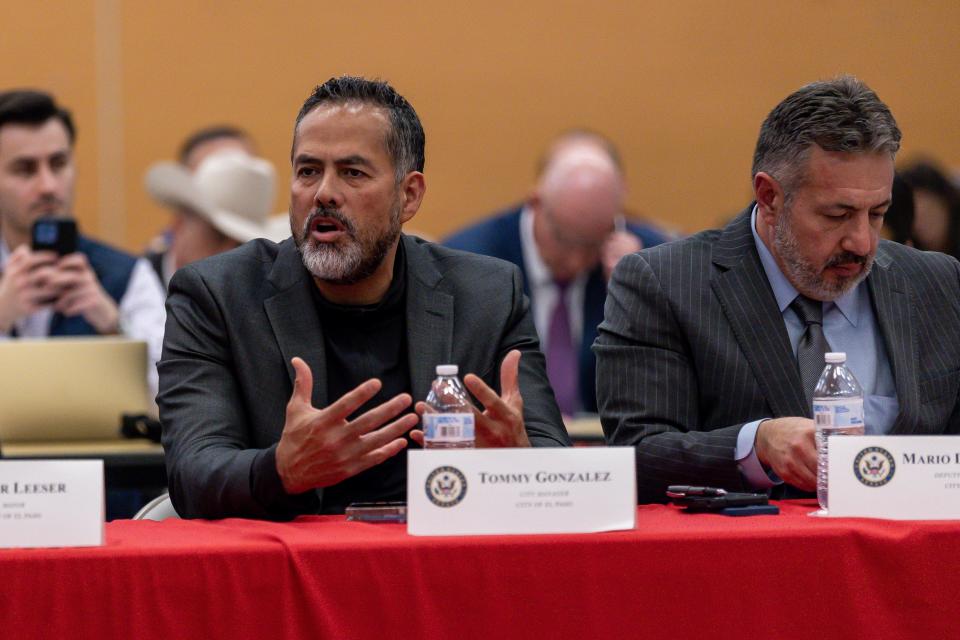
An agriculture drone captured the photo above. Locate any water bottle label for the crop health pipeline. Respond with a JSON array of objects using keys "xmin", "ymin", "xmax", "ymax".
[
  {"xmin": 423, "ymin": 413, "xmax": 475, "ymax": 442},
  {"xmin": 813, "ymin": 398, "xmax": 864, "ymax": 428}
]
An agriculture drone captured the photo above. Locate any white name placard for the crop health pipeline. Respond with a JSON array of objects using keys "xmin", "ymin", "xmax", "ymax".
[
  {"xmin": 0, "ymin": 460, "xmax": 104, "ymax": 548},
  {"xmin": 828, "ymin": 435, "xmax": 960, "ymax": 520},
  {"xmin": 407, "ymin": 447, "xmax": 636, "ymax": 536}
]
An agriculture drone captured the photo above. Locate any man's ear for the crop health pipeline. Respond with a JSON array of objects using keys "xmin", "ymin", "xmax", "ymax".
[
  {"xmin": 754, "ymin": 172, "xmax": 784, "ymax": 227},
  {"xmin": 398, "ymin": 172, "xmax": 426, "ymax": 225}
]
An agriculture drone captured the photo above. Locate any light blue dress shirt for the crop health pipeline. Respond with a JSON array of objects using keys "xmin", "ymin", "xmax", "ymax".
[{"xmin": 735, "ymin": 207, "xmax": 899, "ymax": 488}]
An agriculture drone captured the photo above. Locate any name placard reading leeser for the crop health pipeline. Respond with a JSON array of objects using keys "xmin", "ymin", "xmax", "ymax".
[
  {"xmin": 407, "ymin": 447, "xmax": 636, "ymax": 536},
  {"xmin": 828, "ymin": 435, "xmax": 960, "ymax": 520},
  {"xmin": 0, "ymin": 460, "xmax": 104, "ymax": 548}
]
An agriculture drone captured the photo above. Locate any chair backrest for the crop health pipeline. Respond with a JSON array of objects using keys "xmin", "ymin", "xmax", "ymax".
[{"xmin": 133, "ymin": 493, "xmax": 180, "ymax": 521}]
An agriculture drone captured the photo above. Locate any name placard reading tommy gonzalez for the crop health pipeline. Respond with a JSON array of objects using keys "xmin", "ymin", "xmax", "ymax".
[
  {"xmin": 828, "ymin": 436, "xmax": 960, "ymax": 520},
  {"xmin": 407, "ymin": 448, "xmax": 636, "ymax": 536},
  {"xmin": 0, "ymin": 460, "xmax": 104, "ymax": 548}
]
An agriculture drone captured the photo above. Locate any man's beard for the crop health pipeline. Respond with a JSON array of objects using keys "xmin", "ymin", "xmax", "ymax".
[
  {"xmin": 293, "ymin": 203, "xmax": 402, "ymax": 285},
  {"xmin": 773, "ymin": 205, "xmax": 873, "ymax": 301}
]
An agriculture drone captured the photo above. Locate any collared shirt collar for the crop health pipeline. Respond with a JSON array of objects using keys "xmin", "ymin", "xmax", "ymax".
[
  {"xmin": 519, "ymin": 205, "xmax": 553, "ymax": 290},
  {"xmin": 749, "ymin": 205, "xmax": 860, "ymax": 328}
]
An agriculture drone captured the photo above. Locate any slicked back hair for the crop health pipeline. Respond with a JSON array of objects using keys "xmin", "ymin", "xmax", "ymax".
[
  {"xmin": 293, "ymin": 76, "xmax": 425, "ymax": 183},
  {"xmin": 0, "ymin": 89, "xmax": 75, "ymax": 145},
  {"xmin": 752, "ymin": 76, "xmax": 901, "ymax": 194}
]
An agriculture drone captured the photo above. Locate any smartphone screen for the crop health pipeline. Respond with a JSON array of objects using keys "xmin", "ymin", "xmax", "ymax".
[{"xmin": 31, "ymin": 218, "xmax": 77, "ymax": 256}]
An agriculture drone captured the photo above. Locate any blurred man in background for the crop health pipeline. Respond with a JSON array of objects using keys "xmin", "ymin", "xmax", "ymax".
[
  {"xmin": 145, "ymin": 150, "xmax": 287, "ymax": 287},
  {"xmin": 144, "ymin": 125, "xmax": 289, "ymax": 285},
  {"xmin": 0, "ymin": 89, "xmax": 165, "ymax": 388},
  {"xmin": 444, "ymin": 130, "xmax": 670, "ymax": 416}
]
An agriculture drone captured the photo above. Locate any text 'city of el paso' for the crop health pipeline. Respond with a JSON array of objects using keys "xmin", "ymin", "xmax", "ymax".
[{"xmin": 407, "ymin": 448, "xmax": 636, "ymax": 535}]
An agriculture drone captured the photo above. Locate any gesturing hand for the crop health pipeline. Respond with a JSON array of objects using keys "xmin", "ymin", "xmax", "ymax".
[
  {"xmin": 275, "ymin": 357, "xmax": 419, "ymax": 494},
  {"xmin": 413, "ymin": 350, "xmax": 531, "ymax": 448},
  {"xmin": 755, "ymin": 417, "xmax": 818, "ymax": 491}
]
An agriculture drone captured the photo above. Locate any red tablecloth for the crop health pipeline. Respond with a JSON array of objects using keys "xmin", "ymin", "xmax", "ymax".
[{"xmin": 2, "ymin": 501, "xmax": 957, "ymax": 639}]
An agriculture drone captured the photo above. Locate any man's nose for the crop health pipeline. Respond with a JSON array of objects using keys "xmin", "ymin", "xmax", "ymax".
[
  {"xmin": 842, "ymin": 214, "xmax": 874, "ymax": 256},
  {"xmin": 36, "ymin": 163, "xmax": 59, "ymax": 194},
  {"xmin": 313, "ymin": 172, "xmax": 342, "ymax": 210}
]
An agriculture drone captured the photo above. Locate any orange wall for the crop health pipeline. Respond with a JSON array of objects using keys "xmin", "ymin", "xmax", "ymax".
[{"xmin": 2, "ymin": 1, "xmax": 959, "ymax": 251}]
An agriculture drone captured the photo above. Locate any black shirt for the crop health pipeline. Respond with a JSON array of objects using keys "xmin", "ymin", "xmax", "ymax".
[{"xmin": 309, "ymin": 243, "xmax": 414, "ymax": 514}]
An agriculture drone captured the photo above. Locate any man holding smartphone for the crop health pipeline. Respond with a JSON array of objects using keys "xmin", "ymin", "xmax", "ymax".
[{"xmin": 0, "ymin": 90, "xmax": 165, "ymax": 391}]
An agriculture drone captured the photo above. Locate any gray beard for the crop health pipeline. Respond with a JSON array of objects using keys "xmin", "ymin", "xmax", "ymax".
[
  {"xmin": 772, "ymin": 208, "xmax": 873, "ymax": 301},
  {"xmin": 294, "ymin": 206, "xmax": 401, "ymax": 285}
]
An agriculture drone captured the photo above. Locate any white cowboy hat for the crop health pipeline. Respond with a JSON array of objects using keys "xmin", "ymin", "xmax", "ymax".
[{"xmin": 145, "ymin": 150, "xmax": 286, "ymax": 243}]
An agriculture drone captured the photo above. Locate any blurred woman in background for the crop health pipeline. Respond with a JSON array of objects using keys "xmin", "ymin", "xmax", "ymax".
[{"xmin": 899, "ymin": 159, "xmax": 960, "ymax": 259}]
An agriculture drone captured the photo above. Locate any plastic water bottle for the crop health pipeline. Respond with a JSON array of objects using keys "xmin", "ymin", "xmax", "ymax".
[
  {"xmin": 813, "ymin": 352, "xmax": 865, "ymax": 512},
  {"xmin": 422, "ymin": 365, "xmax": 475, "ymax": 449}
]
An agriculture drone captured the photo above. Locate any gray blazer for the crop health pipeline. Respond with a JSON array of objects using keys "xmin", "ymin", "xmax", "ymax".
[
  {"xmin": 595, "ymin": 207, "xmax": 960, "ymax": 502},
  {"xmin": 159, "ymin": 234, "xmax": 569, "ymax": 518}
]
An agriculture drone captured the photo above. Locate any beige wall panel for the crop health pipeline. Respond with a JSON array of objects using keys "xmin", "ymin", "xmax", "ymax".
[
  {"xmin": 4, "ymin": 2, "xmax": 960, "ymax": 251},
  {"xmin": 0, "ymin": 3, "xmax": 101, "ymax": 241}
]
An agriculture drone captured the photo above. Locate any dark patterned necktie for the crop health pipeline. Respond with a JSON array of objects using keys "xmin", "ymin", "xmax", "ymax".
[{"xmin": 790, "ymin": 294, "xmax": 832, "ymax": 405}]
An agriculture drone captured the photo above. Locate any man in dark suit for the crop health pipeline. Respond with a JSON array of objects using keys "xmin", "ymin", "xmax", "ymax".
[
  {"xmin": 158, "ymin": 76, "xmax": 569, "ymax": 519},
  {"xmin": 596, "ymin": 77, "xmax": 960, "ymax": 503},
  {"xmin": 445, "ymin": 131, "xmax": 670, "ymax": 416}
]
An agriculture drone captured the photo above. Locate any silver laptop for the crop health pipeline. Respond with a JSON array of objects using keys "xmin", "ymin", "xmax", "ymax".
[{"xmin": 0, "ymin": 337, "xmax": 150, "ymax": 444}]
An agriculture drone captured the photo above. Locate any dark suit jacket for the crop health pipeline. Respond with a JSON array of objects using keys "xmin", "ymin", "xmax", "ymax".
[
  {"xmin": 158, "ymin": 234, "xmax": 570, "ymax": 519},
  {"xmin": 443, "ymin": 206, "xmax": 670, "ymax": 412},
  {"xmin": 595, "ymin": 207, "xmax": 960, "ymax": 503}
]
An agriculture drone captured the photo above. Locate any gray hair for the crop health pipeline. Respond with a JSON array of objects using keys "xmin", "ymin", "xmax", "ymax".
[
  {"xmin": 752, "ymin": 76, "xmax": 901, "ymax": 193},
  {"xmin": 293, "ymin": 76, "xmax": 424, "ymax": 184}
]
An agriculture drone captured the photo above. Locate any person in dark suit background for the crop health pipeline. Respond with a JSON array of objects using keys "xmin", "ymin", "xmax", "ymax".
[
  {"xmin": 596, "ymin": 76, "xmax": 960, "ymax": 503},
  {"xmin": 444, "ymin": 131, "xmax": 671, "ymax": 416},
  {"xmin": 159, "ymin": 76, "xmax": 569, "ymax": 519}
]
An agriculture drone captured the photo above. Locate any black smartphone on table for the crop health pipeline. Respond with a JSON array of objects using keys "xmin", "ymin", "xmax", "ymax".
[{"xmin": 666, "ymin": 485, "xmax": 773, "ymax": 513}]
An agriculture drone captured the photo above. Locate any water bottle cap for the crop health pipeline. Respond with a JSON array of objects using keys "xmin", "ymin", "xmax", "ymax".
[
  {"xmin": 436, "ymin": 364, "xmax": 458, "ymax": 376},
  {"xmin": 824, "ymin": 352, "xmax": 846, "ymax": 363}
]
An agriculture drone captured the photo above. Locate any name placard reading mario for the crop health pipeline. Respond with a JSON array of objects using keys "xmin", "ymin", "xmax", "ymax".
[
  {"xmin": 828, "ymin": 435, "xmax": 960, "ymax": 520},
  {"xmin": 407, "ymin": 448, "xmax": 636, "ymax": 535},
  {"xmin": 0, "ymin": 460, "xmax": 104, "ymax": 548}
]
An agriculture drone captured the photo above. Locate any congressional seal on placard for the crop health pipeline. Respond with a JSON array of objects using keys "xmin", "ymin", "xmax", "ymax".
[
  {"xmin": 853, "ymin": 446, "xmax": 896, "ymax": 487},
  {"xmin": 425, "ymin": 466, "xmax": 467, "ymax": 508}
]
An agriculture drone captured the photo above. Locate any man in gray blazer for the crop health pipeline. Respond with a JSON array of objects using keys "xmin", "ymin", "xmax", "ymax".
[
  {"xmin": 159, "ymin": 77, "xmax": 569, "ymax": 519},
  {"xmin": 596, "ymin": 77, "xmax": 960, "ymax": 503}
]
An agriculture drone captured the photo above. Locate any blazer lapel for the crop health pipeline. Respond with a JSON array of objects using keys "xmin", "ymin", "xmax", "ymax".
[
  {"xmin": 403, "ymin": 236, "xmax": 454, "ymax": 403},
  {"xmin": 710, "ymin": 209, "xmax": 809, "ymax": 418},
  {"xmin": 263, "ymin": 240, "xmax": 328, "ymax": 408},
  {"xmin": 868, "ymin": 247, "xmax": 920, "ymax": 434}
]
